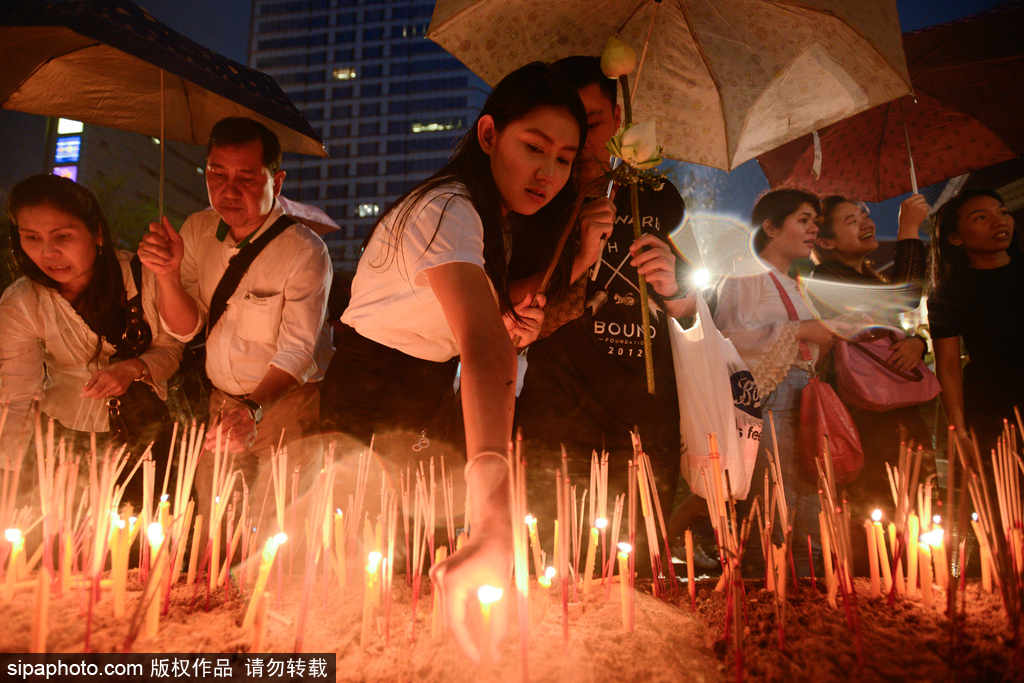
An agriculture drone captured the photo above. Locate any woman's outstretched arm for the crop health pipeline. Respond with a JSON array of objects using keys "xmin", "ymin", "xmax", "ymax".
[
  {"xmin": 425, "ymin": 261, "xmax": 516, "ymax": 662},
  {"xmin": 933, "ymin": 336, "xmax": 966, "ymax": 434}
]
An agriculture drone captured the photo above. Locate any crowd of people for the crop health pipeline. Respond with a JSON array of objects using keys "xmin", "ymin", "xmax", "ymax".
[{"xmin": 1, "ymin": 55, "xmax": 1021, "ymax": 658}]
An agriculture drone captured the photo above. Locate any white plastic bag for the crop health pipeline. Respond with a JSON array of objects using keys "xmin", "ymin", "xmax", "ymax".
[{"xmin": 669, "ymin": 294, "xmax": 761, "ymax": 500}]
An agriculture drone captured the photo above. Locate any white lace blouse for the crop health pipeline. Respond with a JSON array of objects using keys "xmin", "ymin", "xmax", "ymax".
[{"xmin": 714, "ymin": 260, "xmax": 821, "ymax": 397}]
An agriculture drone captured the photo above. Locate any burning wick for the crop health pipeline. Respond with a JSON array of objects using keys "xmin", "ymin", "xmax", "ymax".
[
  {"xmin": 871, "ymin": 509, "xmax": 882, "ymax": 523},
  {"xmin": 595, "ymin": 518, "xmax": 608, "ymax": 529},
  {"xmin": 4, "ymin": 529, "xmax": 21, "ymax": 543}
]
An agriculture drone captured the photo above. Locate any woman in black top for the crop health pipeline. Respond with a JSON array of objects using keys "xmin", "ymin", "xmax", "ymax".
[{"xmin": 928, "ymin": 189, "xmax": 1024, "ymax": 453}]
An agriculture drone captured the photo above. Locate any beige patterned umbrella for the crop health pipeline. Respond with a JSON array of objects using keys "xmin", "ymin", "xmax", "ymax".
[{"xmin": 428, "ymin": 0, "xmax": 912, "ymax": 171}]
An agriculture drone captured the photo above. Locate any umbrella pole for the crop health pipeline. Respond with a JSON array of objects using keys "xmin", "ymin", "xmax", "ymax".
[
  {"xmin": 901, "ymin": 107, "xmax": 918, "ymax": 195},
  {"xmin": 628, "ymin": 0, "xmax": 661, "ymax": 106},
  {"xmin": 159, "ymin": 70, "xmax": 166, "ymax": 221}
]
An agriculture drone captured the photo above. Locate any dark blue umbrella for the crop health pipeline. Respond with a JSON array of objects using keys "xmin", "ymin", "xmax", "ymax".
[{"xmin": 0, "ymin": 0, "xmax": 325, "ymax": 157}]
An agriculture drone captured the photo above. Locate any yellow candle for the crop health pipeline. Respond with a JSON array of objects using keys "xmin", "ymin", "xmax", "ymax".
[
  {"xmin": 158, "ymin": 496, "xmax": 170, "ymax": 532},
  {"xmin": 526, "ymin": 515, "xmax": 544, "ymax": 580},
  {"xmin": 186, "ymin": 513, "xmax": 203, "ymax": 587},
  {"xmin": 532, "ymin": 567, "xmax": 555, "ymax": 625},
  {"xmin": 971, "ymin": 517, "xmax": 993, "ymax": 593},
  {"xmin": 251, "ymin": 591, "xmax": 270, "ymax": 653},
  {"xmin": 478, "ymin": 585, "xmax": 503, "ymax": 667},
  {"xmin": 146, "ymin": 523, "xmax": 167, "ymax": 637},
  {"xmin": 361, "ymin": 552, "xmax": 381, "ymax": 648},
  {"xmin": 552, "ymin": 520, "xmax": 560, "ymax": 581},
  {"xmin": 30, "ymin": 568, "xmax": 49, "ymax": 653},
  {"xmin": 242, "ymin": 533, "xmax": 286, "ymax": 628},
  {"xmin": 907, "ymin": 515, "xmax": 920, "ymax": 597},
  {"xmin": 875, "ymin": 522, "xmax": 892, "ymax": 594},
  {"xmin": 617, "ymin": 543, "xmax": 632, "ymax": 632},
  {"xmin": 582, "ymin": 527, "xmax": 599, "ymax": 594},
  {"xmin": 334, "ymin": 510, "xmax": 346, "ymax": 588},
  {"xmin": 432, "ymin": 546, "xmax": 447, "ymax": 638},
  {"xmin": 685, "ymin": 530, "xmax": 696, "ymax": 606},
  {"xmin": 3, "ymin": 529, "xmax": 24, "ymax": 603},
  {"xmin": 865, "ymin": 519, "xmax": 879, "ymax": 598},
  {"xmin": 918, "ymin": 541, "xmax": 933, "ymax": 610},
  {"xmin": 112, "ymin": 519, "xmax": 129, "ymax": 618},
  {"xmin": 932, "ymin": 528, "xmax": 949, "ymax": 591}
]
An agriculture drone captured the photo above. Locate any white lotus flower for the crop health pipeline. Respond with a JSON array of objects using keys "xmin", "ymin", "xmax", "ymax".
[{"xmin": 606, "ymin": 121, "xmax": 662, "ymax": 170}]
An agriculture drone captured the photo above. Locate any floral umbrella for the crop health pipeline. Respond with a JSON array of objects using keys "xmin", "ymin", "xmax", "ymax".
[
  {"xmin": 756, "ymin": 0, "xmax": 1024, "ymax": 202},
  {"xmin": 427, "ymin": 0, "xmax": 911, "ymax": 171}
]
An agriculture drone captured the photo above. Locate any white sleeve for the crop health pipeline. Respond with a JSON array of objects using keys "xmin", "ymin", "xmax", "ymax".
[
  {"xmin": 0, "ymin": 282, "xmax": 45, "ymax": 467},
  {"xmin": 713, "ymin": 273, "xmax": 795, "ymax": 359},
  {"xmin": 405, "ymin": 193, "xmax": 486, "ymax": 288},
  {"xmin": 159, "ymin": 216, "xmax": 206, "ymax": 342}
]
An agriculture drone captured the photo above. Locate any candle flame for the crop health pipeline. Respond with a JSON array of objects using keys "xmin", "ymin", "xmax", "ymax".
[
  {"xmin": 215, "ymin": 496, "xmax": 220, "ymax": 504},
  {"xmin": 4, "ymin": 528, "xmax": 21, "ymax": 543},
  {"xmin": 545, "ymin": 566, "xmax": 557, "ymax": 580},
  {"xmin": 117, "ymin": 519, "xmax": 125, "ymax": 529},
  {"xmin": 160, "ymin": 494, "xmax": 169, "ymax": 503},
  {"xmin": 537, "ymin": 576, "xmax": 551, "ymax": 588},
  {"xmin": 129, "ymin": 516, "xmax": 138, "ymax": 527},
  {"xmin": 595, "ymin": 518, "xmax": 608, "ymax": 529},
  {"xmin": 368, "ymin": 551, "xmax": 382, "ymax": 568},
  {"xmin": 920, "ymin": 529, "xmax": 943, "ymax": 546},
  {"xmin": 147, "ymin": 522, "xmax": 164, "ymax": 546},
  {"xmin": 274, "ymin": 532, "xmax": 288, "ymax": 544},
  {"xmin": 871, "ymin": 509, "xmax": 882, "ymax": 523},
  {"xmin": 335, "ymin": 509, "xmax": 342, "ymax": 516},
  {"xmin": 972, "ymin": 512, "xmax": 979, "ymax": 521},
  {"xmin": 525, "ymin": 514, "xmax": 534, "ymax": 525},
  {"xmin": 477, "ymin": 585, "xmax": 503, "ymax": 604},
  {"xmin": 933, "ymin": 515, "xmax": 941, "ymax": 525},
  {"xmin": 617, "ymin": 542, "xmax": 632, "ymax": 553}
]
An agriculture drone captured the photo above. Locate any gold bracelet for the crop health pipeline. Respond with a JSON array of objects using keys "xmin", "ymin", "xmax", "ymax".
[{"xmin": 135, "ymin": 361, "xmax": 151, "ymax": 383}]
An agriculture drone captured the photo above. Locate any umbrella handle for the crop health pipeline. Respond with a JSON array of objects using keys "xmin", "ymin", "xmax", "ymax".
[
  {"xmin": 159, "ymin": 69, "xmax": 166, "ymax": 221},
  {"xmin": 901, "ymin": 105, "xmax": 918, "ymax": 195}
]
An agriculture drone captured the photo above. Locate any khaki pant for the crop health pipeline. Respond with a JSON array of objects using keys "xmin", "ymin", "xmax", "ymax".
[{"xmin": 193, "ymin": 383, "xmax": 322, "ymax": 564}]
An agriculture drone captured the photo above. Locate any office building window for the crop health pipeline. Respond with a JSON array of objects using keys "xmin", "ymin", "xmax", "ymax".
[
  {"xmin": 332, "ymin": 86, "xmax": 353, "ymax": 99},
  {"xmin": 356, "ymin": 143, "xmax": 378, "ymax": 157},
  {"xmin": 57, "ymin": 118, "xmax": 83, "ymax": 134},
  {"xmin": 359, "ymin": 103, "xmax": 381, "ymax": 116},
  {"xmin": 356, "ymin": 182, "xmax": 377, "ymax": 196},
  {"xmin": 333, "ymin": 67, "xmax": 357, "ymax": 80},
  {"xmin": 328, "ymin": 164, "xmax": 349, "ymax": 179},
  {"xmin": 327, "ymin": 185, "xmax": 349, "ymax": 199},
  {"xmin": 358, "ymin": 122, "xmax": 380, "ymax": 136},
  {"xmin": 357, "ymin": 203, "xmax": 380, "ymax": 217},
  {"xmin": 329, "ymin": 124, "xmax": 351, "ymax": 138},
  {"xmin": 295, "ymin": 186, "xmax": 321, "ymax": 201},
  {"xmin": 410, "ymin": 118, "xmax": 465, "ymax": 133},
  {"xmin": 356, "ymin": 161, "xmax": 377, "ymax": 175},
  {"xmin": 328, "ymin": 144, "xmax": 350, "ymax": 157}
]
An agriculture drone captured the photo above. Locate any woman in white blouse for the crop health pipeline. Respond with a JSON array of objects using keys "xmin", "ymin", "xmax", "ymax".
[
  {"xmin": 1, "ymin": 174, "xmax": 181, "ymax": 476},
  {"xmin": 714, "ymin": 189, "xmax": 840, "ymax": 576}
]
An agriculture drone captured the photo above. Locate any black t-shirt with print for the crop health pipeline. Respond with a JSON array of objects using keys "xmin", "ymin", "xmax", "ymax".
[{"xmin": 516, "ymin": 182, "xmax": 686, "ymax": 456}]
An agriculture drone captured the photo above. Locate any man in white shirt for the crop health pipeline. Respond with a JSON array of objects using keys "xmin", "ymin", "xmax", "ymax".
[{"xmin": 139, "ymin": 117, "xmax": 333, "ymax": 543}]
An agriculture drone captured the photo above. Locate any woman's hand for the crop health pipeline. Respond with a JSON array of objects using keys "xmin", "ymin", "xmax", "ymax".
[
  {"xmin": 630, "ymin": 233, "xmax": 681, "ymax": 298},
  {"xmin": 897, "ymin": 194, "xmax": 930, "ymax": 241},
  {"xmin": 503, "ymin": 293, "xmax": 546, "ymax": 348},
  {"xmin": 887, "ymin": 336, "xmax": 926, "ymax": 372},
  {"xmin": 429, "ymin": 529, "xmax": 512, "ymax": 662},
  {"xmin": 81, "ymin": 359, "xmax": 145, "ymax": 399}
]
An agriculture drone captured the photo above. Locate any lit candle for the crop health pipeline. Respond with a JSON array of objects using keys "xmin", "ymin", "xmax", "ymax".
[
  {"xmin": 242, "ymin": 533, "xmax": 286, "ymax": 628},
  {"xmin": 146, "ymin": 523, "xmax": 167, "ymax": 637},
  {"xmin": 865, "ymin": 516, "xmax": 879, "ymax": 598},
  {"xmin": 361, "ymin": 551, "xmax": 381, "ymax": 648},
  {"xmin": 158, "ymin": 494, "xmax": 170, "ymax": 532},
  {"xmin": 685, "ymin": 529, "xmax": 696, "ymax": 610},
  {"xmin": 872, "ymin": 513, "xmax": 892, "ymax": 594},
  {"xmin": 918, "ymin": 538, "xmax": 933, "ymax": 610},
  {"xmin": 4, "ymin": 529, "xmax": 24, "ymax": 603},
  {"xmin": 251, "ymin": 591, "xmax": 270, "ymax": 653},
  {"xmin": 532, "ymin": 567, "xmax": 555, "ymax": 625},
  {"xmin": 595, "ymin": 517, "xmax": 608, "ymax": 583},
  {"xmin": 526, "ymin": 515, "xmax": 544, "ymax": 580},
  {"xmin": 907, "ymin": 514, "xmax": 920, "ymax": 597},
  {"xmin": 478, "ymin": 585, "xmax": 503, "ymax": 666},
  {"xmin": 930, "ymin": 526, "xmax": 948, "ymax": 591},
  {"xmin": 582, "ymin": 526, "xmax": 599, "ymax": 594},
  {"xmin": 617, "ymin": 543, "xmax": 632, "ymax": 632},
  {"xmin": 112, "ymin": 517, "xmax": 129, "ymax": 617}
]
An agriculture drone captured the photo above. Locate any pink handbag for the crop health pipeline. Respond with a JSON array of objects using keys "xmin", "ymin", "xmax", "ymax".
[{"xmin": 834, "ymin": 329, "xmax": 941, "ymax": 411}]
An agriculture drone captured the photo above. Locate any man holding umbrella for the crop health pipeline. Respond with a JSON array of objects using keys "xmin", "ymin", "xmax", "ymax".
[
  {"xmin": 515, "ymin": 57, "xmax": 698, "ymax": 561},
  {"xmin": 139, "ymin": 117, "xmax": 333, "ymax": 544}
]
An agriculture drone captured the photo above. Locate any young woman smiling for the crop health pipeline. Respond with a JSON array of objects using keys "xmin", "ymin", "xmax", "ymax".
[
  {"xmin": 321, "ymin": 62, "xmax": 587, "ymax": 661},
  {"xmin": 714, "ymin": 189, "xmax": 840, "ymax": 576},
  {"xmin": 0, "ymin": 174, "xmax": 181, "ymax": 482},
  {"xmin": 928, "ymin": 189, "xmax": 1024, "ymax": 454}
]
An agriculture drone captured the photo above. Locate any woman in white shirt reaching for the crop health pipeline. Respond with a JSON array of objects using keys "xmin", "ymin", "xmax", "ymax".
[
  {"xmin": 325, "ymin": 62, "xmax": 587, "ymax": 661},
  {"xmin": 714, "ymin": 189, "xmax": 841, "ymax": 577},
  {"xmin": 0, "ymin": 174, "xmax": 181, "ymax": 495}
]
